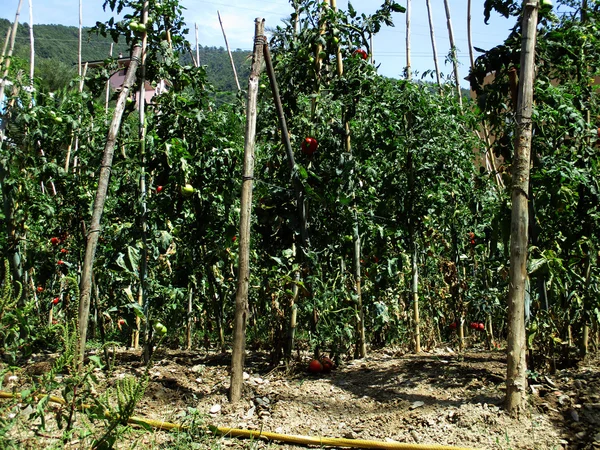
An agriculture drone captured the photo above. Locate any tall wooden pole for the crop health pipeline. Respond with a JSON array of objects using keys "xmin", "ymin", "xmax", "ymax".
[
  {"xmin": 443, "ymin": 0, "xmax": 462, "ymax": 109},
  {"xmin": 405, "ymin": 0, "xmax": 411, "ymax": 80},
  {"xmin": 425, "ymin": 0, "xmax": 441, "ymax": 89},
  {"xmin": 0, "ymin": 0, "xmax": 24, "ymax": 116},
  {"xmin": 195, "ymin": 23, "xmax": 200, "ymax": 67},
  {"xmin": 28, "ymin": 0, "xmax": 34, "ymax": 87},
  {"xmin": 229, "ymin": 18, "xmax": 265, "ymax": 403},
  {"xmin": 505, "ymin": 0, "xmax": 538, "ymax": 416},
  {"xmin": 331, "ymin": 0, "xmax": 366, "ymax": 358},
  {"xmin": 76, "ymin": 44, "xmax": 143, "ymax": 370},
  {"xmin": 218, "ymin": 11, "xmax": 241, "ymax": 92},
  {"xmin": 467, "ymin": 0, "xmax": 475, "ymax": 71},
  {"xmin": 137, "ymin": 1, "xmax": 150, "ymax": 357}
]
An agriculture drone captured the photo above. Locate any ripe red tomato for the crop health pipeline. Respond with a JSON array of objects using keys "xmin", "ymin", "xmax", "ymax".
[
  {"xmin": 37, "ymin": 286, "xmax": 44, "ymax": 293},
  {"xmin": 52, "ymin": 297, "xmax": 60, "ymax": 305},
  {"xmin": 60, "ymin": 248, "xmax": 68, "ymax": 254},
  {"xmin": 50, "ymin": 237, "xmax": 60, "ymax": 245},
  {"xmin": 478, "ymin": 322, "xmax": 485, "ymax": 331},
  {"xmin": 468, "ymin": 232, "xmax": 475, "ymax": 239},
  {"xmin": 469, "ymin": 322, "xmax": 478, "ymax": 330},
  {"xmin": 301, "ymin": 137, "xmax": 318, "ymax": 156},
  {"xmin": 57, "ymin": 260, "xmax": 64, "ymax": 265},
  {"xmin": 157, "ymin": 185, "xmax": 164, "ymax": 193},
  {"xmin": 308, "ymin": 359, "xmax": 323, "ymax": 373},
  {"xmin": 232, "ymin": 236, "xmax": 237, "ymax": 242},
  {"xmin": 320, "ymin": 356, "xmax": 334, "ymax": 373},
  {"xmin": 353, "ymin": 48, "xmax": 368, "ymax": 60},
  {"xmin": 449, "ymin": 322, "xmax": 457, "ymax": 330},
  {"xmin": 470, "ymin": 239, "xmax": 476, "ymax": 246}
]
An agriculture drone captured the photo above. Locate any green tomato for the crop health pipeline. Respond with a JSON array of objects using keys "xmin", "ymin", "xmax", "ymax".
[
  {"xmin": 53, "ymin": 116, "xmax": 63, "ymax": 124},
  {"xmin": 181, "ymin": 184, "xmax": 195, "ymax": 197},
  {"xmin": 332, "ymin": 37, "xmax": 340, "ymax": 45},
  {"xmin": 129, "ymin": 20, "xmax": 140, "ymax": 31},
  {"xmin": 153, "ymin": 322, "xmax": 167, "ymax": 336},
  {"xmin": 540, "ymin": 0, "xmax": 552, "ymax": 9}
]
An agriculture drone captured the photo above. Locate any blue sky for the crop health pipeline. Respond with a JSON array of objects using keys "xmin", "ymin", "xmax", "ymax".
[{"xmin": 1, "ymin": 0, "xmax": 517, "ymax": 86}]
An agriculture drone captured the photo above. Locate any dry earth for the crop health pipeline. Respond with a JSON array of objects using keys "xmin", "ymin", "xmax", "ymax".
[{"xmin": 2, "ymin": 346, "xmax": 600, "ymax": 449}]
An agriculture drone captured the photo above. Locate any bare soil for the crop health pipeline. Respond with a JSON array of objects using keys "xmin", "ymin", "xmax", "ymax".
[{"xmin": 3, "ymin": 346, "xmax": 600, "ymax": 449}]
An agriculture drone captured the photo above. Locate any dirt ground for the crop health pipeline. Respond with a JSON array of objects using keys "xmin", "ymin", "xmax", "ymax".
[{"xmin": 3, "ymin": 345, "xmax": 600, "ymax": 449}]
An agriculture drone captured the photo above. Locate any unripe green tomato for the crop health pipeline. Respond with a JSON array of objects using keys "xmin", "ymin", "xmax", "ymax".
[
  {"xmin": 153, "ymin": 322, "xmax": 167, "ymax": 336},
  {"xmin": 129, "ymin": 20, "xmax": 140, "ymax": 31},
  {"xmin": 181, "ymin": 183, "xmax": 194, "ymax": 197}
]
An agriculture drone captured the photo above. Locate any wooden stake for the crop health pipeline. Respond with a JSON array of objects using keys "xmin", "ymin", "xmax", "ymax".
[
  {"xmin": 28, "ymin": 0, "xmax": 34, "ymax": 87},
  {"xmin": 425, "ymin": 0, "xmax": 441, "ymax": 89},
  {"xmin": 195, "ymin": 23, "xmax": 200, "ymax": 67},
  {"xmin": 218, "ymin": 11, "xmax": 241, "ymax": 92},
  {"xmin": 136, "ymin": 0, "xmax": 150, "ymax": 356},
  {"xmin": 467, "ymin": 0, "xmax": 475, "ymax": 70},
  {"xmin": 105, "ymin": 43, "xmax": 113, "ymax": 115},
  {"xmin": 505, "ymin": 0, "xmax": 538, "ymax": 415},
  {"xmin": 0, "ymin": 0, "xmax": 24, "ymax": 116},
  {"xmin": 229, "ymin": 18, "xmax": 265, "ymax": 403},
  {"xmin": 405, "ymin": 0, "xmax": 411, "ymax": 80},
  {"xmin": 76, "ymin": 44, "xmax": 143, "ymax": 370},
  {"xmin": 443, "ymin": 0, "xmax": 462, "ymax": 109},
  {"xmin": 0, "ymin": 27, "xmax": 11, "ymax": 67}
]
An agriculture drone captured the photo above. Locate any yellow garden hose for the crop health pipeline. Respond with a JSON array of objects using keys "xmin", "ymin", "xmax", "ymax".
[{"xmin": 1, "ymin": 391, "xmax": 477, "ymax": 449}]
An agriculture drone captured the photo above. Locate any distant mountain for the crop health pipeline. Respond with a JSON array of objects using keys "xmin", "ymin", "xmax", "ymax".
[{"xmin": 0, "ymin": 19, "xmax": 251, "ymax": 96}]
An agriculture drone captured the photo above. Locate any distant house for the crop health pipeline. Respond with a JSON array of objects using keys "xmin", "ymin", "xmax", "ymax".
[{"xmin": 84, "ymin": 56, "xmax": 168, "ymax": 105}]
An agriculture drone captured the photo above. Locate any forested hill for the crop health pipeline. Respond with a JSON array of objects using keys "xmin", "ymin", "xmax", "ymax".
[{"xmin": 0, "ymin": 19, "xmax": 251, "ymax": 94}]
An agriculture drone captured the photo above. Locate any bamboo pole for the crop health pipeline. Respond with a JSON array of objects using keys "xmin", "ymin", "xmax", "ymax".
[
  {"xmin": 405, "ymin": 0, "xmax": 411, "ymax": 80},
  {"xmin": 0, "ymin": 27, "xmax": 11, "ymax": 68},
  {"xmin": 229, "ymin": 18, "xmax": 265, "ymax": 403},
  {"xmin": 195, "ymin": 23, "xmax": 200, "ymax": 67},
  {"xmin": 330, "ymin": 0, "xmax": 365, "ymax": 358},
  {"xmin": 311, "ymin": 0, "xmax": 330, "ymax": 119},
  {"xmin": 105, "ymin": 43, "xmax": 113, "ymax": 115},
  {"xmin": 467, "ymin": 0, "xmax": 475, "ymax": 71},
  {"xmin": 443, "ymin": 0, "xmax": 462, "ymax": 109},
  {"xmin": 186, "ymin": 284, "xmax": 193, "ymax": 350},
  {"xmin": 0, "ymin": 0, "xmax": 24, "ymax": 117},
  {"xmin": 76, "ymin": 44, "xmax": 143, "ymax": 370},
  {"xmin": 217, "ymin": 11, "xmax": 241, "ymax": 92},
  {"xmin": 136, "ymin": 1, "xmax": 150, "ymax": 358},
  {"xmin": 28, "ymin": 0, "xmax": 34, "ymax": 87},
  {"xmin": 425, "ymin": 0, "xmax": 441, "ymax": 89},
  {"xmin": 78, "ymin": 0, "xmax": 82, "ymax": 77},
  {"xmin": 263, "ymin": 42, "xmax": 309, "ymax": 359},
  {"xmin": 505, "ymin": 0, "xmax": 538, "ymax": 415}
]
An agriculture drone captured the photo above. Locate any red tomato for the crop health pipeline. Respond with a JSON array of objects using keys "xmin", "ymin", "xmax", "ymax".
[
  {"xmin": 232, "ymin": 236, "xmax": 237, "ymax": 242},
  {"xmin": 157, "ymin": 185, "xmax": 164, "ymax": 193},
  {"xmin": 52, "ymin": 297, "xmax": 60, "ymax": 305},
  {"xmin": 478, "ymin": 323, "xmax": 485, "ymax": 331},
  {"xmin": 37, "ymin": 286, "xmax": 44, "ymax": 293},
  {"xmin": 449, "ymin": 322, "xmax": 457, "ymax": 330},
  {"xmin": 320, "ymin": 356, "xmax": 334, "ymax": 373},
  {"xmin": 301, "ymin": 137, "xmax": 318, "ymax": 156},
  {"xmin": 469, "ymin": 322, "xmax": 478, "ymax": 330},
  {"xmin": 60, "ymin": 248, "xmax": 68, "ymax": 254},
  {"xmin": 353, "ymin": 49, "xmax": 368, "ymax": 60},
  {"xmin": 50, "ymin": 237, "xmax": 60, "ymax": 245},
  {"xmin": 57, "ymin": 260, "xmax": 64, "ymax": 265},
  {"xmin": 308, "ymin": 359, "xmax": 323, "ymax": 373}
]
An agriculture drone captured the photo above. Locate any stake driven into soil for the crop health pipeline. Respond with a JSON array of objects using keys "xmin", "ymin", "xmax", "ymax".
[{"xmin": 0, "ymin": 390, "xmax": 479, "ymax": 450}]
